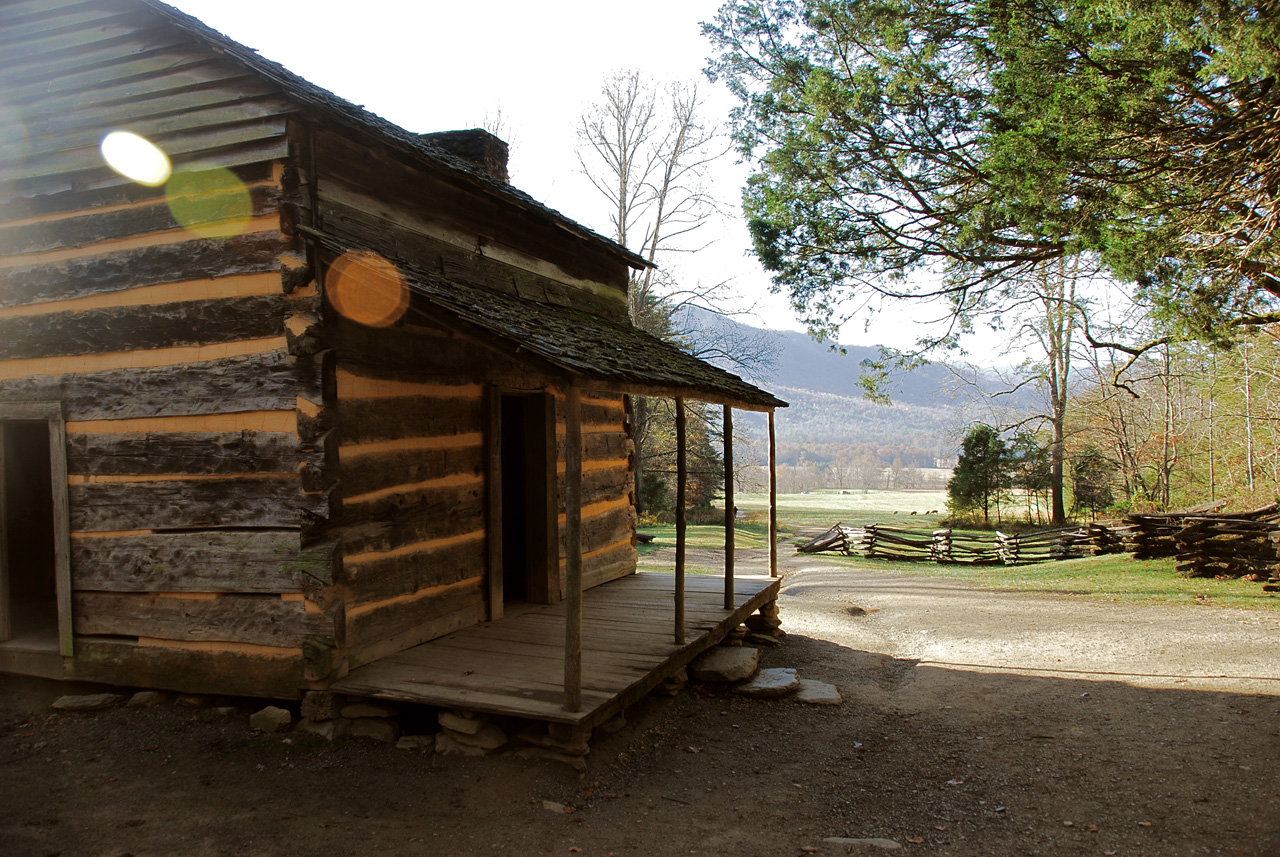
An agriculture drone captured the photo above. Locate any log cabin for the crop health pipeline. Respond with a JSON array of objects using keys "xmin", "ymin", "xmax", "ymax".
[{"xmin": 0, "ymin": 0, "xmax": 786, "ymax": 727}]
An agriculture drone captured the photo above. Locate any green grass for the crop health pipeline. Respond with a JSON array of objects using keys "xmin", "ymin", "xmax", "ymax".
[
  {"xmin": 810, "ymin": 551, "xmax": 1280, "ymax": 611},
  {"xmin": 635, "ymin": 489, "xmax": 1280, "ymax": 612}
]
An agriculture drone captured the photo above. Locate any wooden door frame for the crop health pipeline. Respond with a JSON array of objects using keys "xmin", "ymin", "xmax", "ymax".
[
  {"xmin": 485, "ymin": 387, "xmax": 560, "ymax": 621},
  {"xmin": 0, "ymin": 403, "xmax": 72, "ymax": 656}
]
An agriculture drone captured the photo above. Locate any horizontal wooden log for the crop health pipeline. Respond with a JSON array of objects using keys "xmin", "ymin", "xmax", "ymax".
[
  {"xmin": 69, "ymin": 476, "xmax": 328, "ymax": 533},
  {"xmin": 581, "ymin": 541, "xmax": 637, "ymax": 590},
  {"xmin": 337, "ymin": 395, "xmax": 482, "ymax": 445},
  {"xmin": 314, "ymin": 129, "xmax": 628, "ymax": 293},
  {"xmin": 345, "ymin": 577, "xmax": 485, "ymax": 655},
  {"xmin": 339, "ymin": 482, "xmax": 484, "ymax": 556},
  {"xmin": 66, "ymin": 430, "xmax": 312, "ymax": 476},
  {"xmin": 0, "ymin": 348, "xmax": 320, "ymax": 421},
  {"xmin": 0, "ymin": 163, "xmax": 275, "ymax": 224},
  {"xmin": 0, "ymin": 294, "xmax": 293, "ymax": 360},
  {"xmin": 322, "ymin": 315, "xmax": 530, "ymax": 384},
  {"xmin": 0, "ymin": 2, "xmax": 124, "ymax": 45},
  {"xmin": 68, "ymin": 639, "xmax": 305, "ymax": 699},
  {"xmin": 558, "ymin": 431, "xmax": 634, "ymax": 462},
  {"xmin": 341, "ymin": 444, "xmax": 484, "ymax": 498},
  {"xmin": 0, "ymin": 185, "xmax": 280, "ymax": 255},
  {"xmin": 71, "ymin": 531, "xmax": 336, "ymax": 594},
  {"xmin": 556, "ymin": 464, "xmax": 630, "ymax": 512},
  {"xmin": 318, "ymin": 195, "xmax": 626, "ymax": 321},
  {"xmin": 561, "ymin": 503, "xmax": 636, "ymax": 556},
  {"xmin": 73, "ymin": 591, "xmax": 332, "ymax": 647},
  {"xmin": 345, "ymin": 536, "xmax": 486, "ymax": 606},
  {"xmin": 0, "ymin": 232, "xmax": 293, "ymax": 308},
  {"xmin": 5, "ymin": 118, "xmax": 289, "ymax": 184}
]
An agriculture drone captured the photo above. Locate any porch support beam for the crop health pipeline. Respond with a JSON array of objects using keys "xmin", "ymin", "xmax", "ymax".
[
  {"xmin": 723, "ymin": 404, "xmax": 735, "ymax": 610},
  {"xmin": 674, "ymin": 396, "xmax": 686, "ymax": 644},
  {"xmin": 563, "ymin": 383, "xmax": 584, "ymax": 712},
  {"xmin": 769, "ymin": 408, "xmax": 778, "ymax": 578}
]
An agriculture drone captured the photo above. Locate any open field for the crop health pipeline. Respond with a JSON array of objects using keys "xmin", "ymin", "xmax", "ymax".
[{"xmin": 735, "ymin": 487, "xmax": 949, "ymax": 530}]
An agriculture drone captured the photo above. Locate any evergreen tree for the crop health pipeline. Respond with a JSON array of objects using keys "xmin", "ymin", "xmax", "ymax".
[{"xmin": 947, "ymin": 425, "xmax": 1010, "ymax": 524}]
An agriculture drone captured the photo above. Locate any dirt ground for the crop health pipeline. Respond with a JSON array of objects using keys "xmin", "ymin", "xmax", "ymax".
[{"xmin": 4, "ymin": 548, "xmax": 1280, "ymax": 857}]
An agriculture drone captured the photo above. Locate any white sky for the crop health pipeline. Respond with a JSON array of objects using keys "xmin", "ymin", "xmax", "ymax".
[{"xmin": 167, "ymin": 0, "xmax": 992, "ymax": 356}]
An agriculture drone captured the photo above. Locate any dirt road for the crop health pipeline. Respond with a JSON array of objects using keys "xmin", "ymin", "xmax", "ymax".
[{"xmin": 3, "ymin": 548, "xmax": 1278, "ymax": 856}]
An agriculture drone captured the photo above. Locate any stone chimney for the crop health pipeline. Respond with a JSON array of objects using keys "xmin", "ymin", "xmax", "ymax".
[{"xmin": 419, "ymin": 129, "xmax": 509, "ymax": 184}]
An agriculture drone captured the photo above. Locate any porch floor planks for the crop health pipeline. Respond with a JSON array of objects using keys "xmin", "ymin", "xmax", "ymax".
[{"xmin": 333, "ymin": 571, "xmax": 779, "ymax": 726}]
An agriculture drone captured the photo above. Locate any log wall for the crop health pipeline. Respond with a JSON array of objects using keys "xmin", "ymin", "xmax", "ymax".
[
  {"xmin": 0, "ymin": 0, "xmax": 333, "ymax": 697},
  {"xmin": 325, "ymin": 313, "xmax": 636, "ymax": 668}
]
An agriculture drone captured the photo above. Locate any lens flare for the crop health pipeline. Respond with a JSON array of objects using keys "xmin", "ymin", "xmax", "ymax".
[
  {"xmin": 165, "ymin": 167, "xmax": 252, "ymax": 238},
  {"xmin": 100, "ymin": 130, "xmax": 171, "ymax": 186},
  {"xmin": 326, "ymin": 251, "xmax": 409, "ymax": 328}
]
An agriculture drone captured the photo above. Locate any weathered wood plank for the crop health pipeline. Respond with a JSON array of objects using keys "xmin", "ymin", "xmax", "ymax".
[
  {"xmin": 21, "ymin": 96, "xmax": 293, "ymax": 161},
  {"xmin": 3, "ymin": 120, "xmax": 289, "ymax": 184},
  {"xmin": 314, "ymin": 129, "xmax": 629, "ymax": 295},
  {"xmin": 72, "ymin": 591, "xmax": 330, "ymax": 646},
  {"xmin": 339, "ymin": 482, "xmax": 485, "ymax": 556},
  {"xmin": 71, "ymin": 531, "xmax": 335, "ymax": 593},
  {"xmin": 0, "ymin": 185, "xmax": 280, "ymax": 255},
  {"xmin": 0, "ymin": 31, "xmax": 193, "ymax": 88},
  {"xmin": 560, "ymin": 503, "xmax": 635, "ymax": 556},
  {"xmin": 318, "ymin": 196, "xmax": 626, "ymax": 320},
  {"xmin": 0, "ymin": 232, "xmax": 293, "ymax": 308},
  {"xmin": 344, "ymin": 536, "xmax": 485, "ymax": 606},
  {"xmin": 0, "ymin": 349, "xmax": 319, "ymax": 421},
  {"xmin": 345, "ymin": 577, "xmax": 485, "ymax": 655},
  {"xmin": 69, "ymin": 476, "xmax": 325, "ymax": 532},
  {"xmin": 341, "ymin": 444, "xmax": 483, "ymax": 499},
  {"xmin": 0, "ymin": 294, "xmax": 291, "ymax": 360},
  {"xmin": 337, "ymin": 395, "xmax": 482, "ymax": 445},
  {"xmin": 0, "ymin": 163, "xmax": 274, "ymax": 224},
  {"xmin": 558, "ymin": 431, "xmax": 633, "ymax": 462},
  {"xmin": 66, "ymin": 430, "xmax": 308, "ymax": 476},
  {"xmin": 68, "ymin": 638, "xmax": 306, "ymax": 698}
]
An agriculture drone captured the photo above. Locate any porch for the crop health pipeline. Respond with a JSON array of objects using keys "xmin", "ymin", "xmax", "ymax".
[{"xmin": 332, "ymin": 571, "xmax": 781, "ymax": 729}]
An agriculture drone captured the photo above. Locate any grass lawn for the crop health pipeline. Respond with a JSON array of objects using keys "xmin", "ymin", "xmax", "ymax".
[
  {"xmin": 734, "ymin": 488, "xmax": 949, "ymax": 531},
  {"xmin": 635, "ymin": 489, "xmax": 1280, "ymax": 611},
  {"xmin": 810, "ymin": 551, "xmax": 1280, "ymax": 611}
]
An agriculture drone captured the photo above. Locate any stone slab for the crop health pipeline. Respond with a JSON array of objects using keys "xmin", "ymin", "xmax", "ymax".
[
  {"xmin": 795, "ymin": 679, "xmax": 843, "ymax": 705},
  {"xmin": 52, "ymin": 693, "xmax": 127, "ymax": 711},
  {"xmin": 734, "ymin": 667, "xmax": 800, "ymax": 698},
  {"xmin": 689, "ymin": 646, "xmax": 758, "ymax": 682},
  {"xmin": 249, "ymin": 706, "xmax": 291, "ymax": 733}
]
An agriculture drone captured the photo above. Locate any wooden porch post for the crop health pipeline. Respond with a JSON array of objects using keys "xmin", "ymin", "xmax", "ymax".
[
  {"xmin": 563, "ymin": 384, "xmax": 583, "ymax": 712},
  {"xmin": 768, "ymin": 408, "xmax": 778, "ymax": 578},
  {"xmin": 674, "ymin": 397, "xmax": 686, "ymax": 644},
  {"xmin": 723, "ymin": 404, "xmax": 734, "ymax": 610}
]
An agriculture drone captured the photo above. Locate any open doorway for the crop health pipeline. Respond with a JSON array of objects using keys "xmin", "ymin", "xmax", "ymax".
[
  {"xmin": 497, "ymin": 393, "xmax": 558, "ymax": 606},
  {"xmin": 0, "ymin": 405, "xmax": 70, "ymax": 659}
]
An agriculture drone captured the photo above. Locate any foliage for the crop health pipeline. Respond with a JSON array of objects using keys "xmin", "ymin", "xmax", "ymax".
[
  {"xmin": 947, "ymin": 424, "xmax": 1010, "ymax": 523},
  {"xmin": 1070, "ymin": 443, "xmax": 1117, "ymax": 517},
  {"xmin": 703, "ymin": 0, "xmax": 1280, "ymax": 354}
]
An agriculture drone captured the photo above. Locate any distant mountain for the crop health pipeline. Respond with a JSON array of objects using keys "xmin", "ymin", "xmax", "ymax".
[{"xmin": 675, "ymin": 306, "xmax": 1032, "ymax": 467}]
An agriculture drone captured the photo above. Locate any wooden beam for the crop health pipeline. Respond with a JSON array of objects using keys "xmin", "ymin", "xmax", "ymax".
[
  {"xmin": 47, "ymin": 410, "xmax": 72, "ymax": 656},
  {"xmin": 0, "ymin": 424, "xmax": 8, "ymax": 643},
  {"xmin": 675, "ymin": 397, "xmax": 686, "ymax": 644},
  {"xmin": 723, "ymin": 404, "xmax": 735, "ymax": 610},
  {"xmin": 485, "ymin": 387, "xmax": 503, "ymax": 621},
  {"xmin": 563, "ymin": 384, "xmax": 583, "ymax": 712},
  {"xmin": 769, "ymin": 408, "xmax": 778, "ymax": 579}
]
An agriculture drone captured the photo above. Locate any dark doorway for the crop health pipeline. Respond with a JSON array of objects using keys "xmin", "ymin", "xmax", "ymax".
[
  {"xmin": 1, "ymin": 421, "xmax": 57, "ymax": 642},
  {"xmin": 498, "ymin": 393, "xmax": 557, "ymax": 604}
]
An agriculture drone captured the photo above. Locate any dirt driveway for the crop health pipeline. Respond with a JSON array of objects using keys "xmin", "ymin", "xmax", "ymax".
[{"xmin": 3, "ymin": 548, "xmax": 1279, "ymax": 857}]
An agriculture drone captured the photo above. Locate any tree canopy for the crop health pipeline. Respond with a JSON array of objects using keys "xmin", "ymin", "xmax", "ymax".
[{"xmin": 703, "ymin": 0, "xmax": 1280, "ymax": 350}]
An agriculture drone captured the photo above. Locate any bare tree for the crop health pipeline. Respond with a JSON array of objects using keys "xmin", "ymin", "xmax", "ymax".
[{"xmin": 578, "ymin": 70, "xmax": 766, "ymax": 514}]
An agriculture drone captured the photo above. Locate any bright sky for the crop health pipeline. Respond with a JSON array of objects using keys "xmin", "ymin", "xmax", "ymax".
[{"xmin": 167, "ymin": 0, "xmax": 981, "ymax": 355}]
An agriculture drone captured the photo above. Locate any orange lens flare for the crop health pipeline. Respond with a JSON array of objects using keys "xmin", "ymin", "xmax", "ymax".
[{"xmin": 326, "ymin": 251, "xmax": 409, "ymax": 328}]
